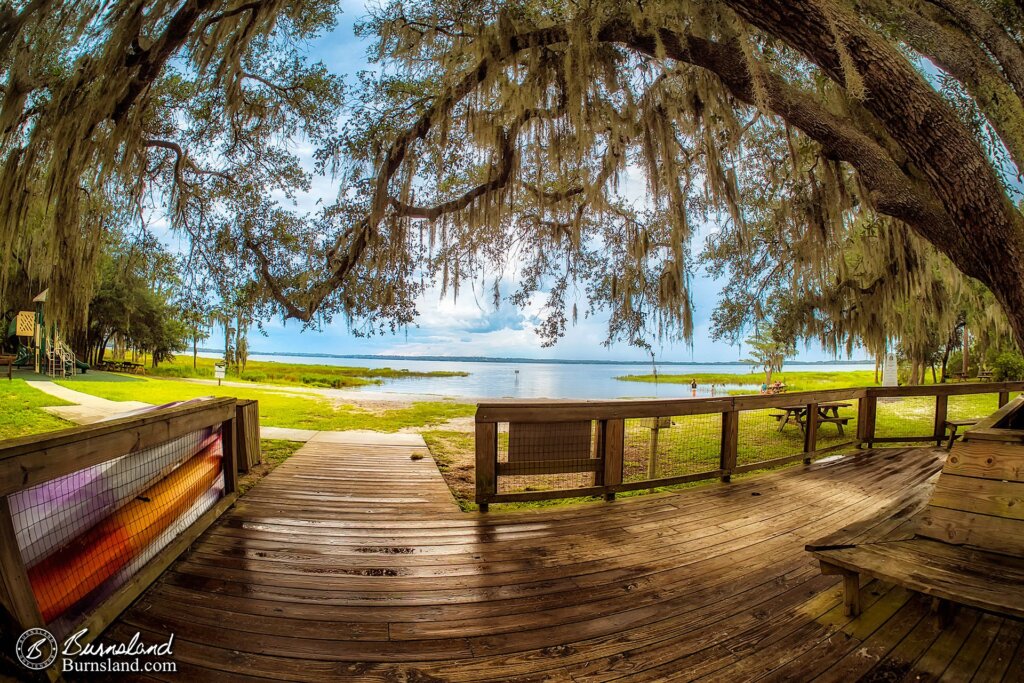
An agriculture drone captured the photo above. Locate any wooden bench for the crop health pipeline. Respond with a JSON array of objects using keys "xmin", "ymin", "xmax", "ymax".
[
  {"xmin": 942, "ymin": 418, "xmax": 977, "ymax": 450},
  {"xmin": 0, "ymin": 354, "xmax": 13, "ymax": 380},
  {"xmin": 807, "ymin": 398, "xmax": 1024, "ymax": 620}
]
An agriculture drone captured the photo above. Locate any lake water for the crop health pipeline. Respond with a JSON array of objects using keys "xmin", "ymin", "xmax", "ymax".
[{"xmin": 220, "ymin": 353, "xmax": 874, "ymax": 400}]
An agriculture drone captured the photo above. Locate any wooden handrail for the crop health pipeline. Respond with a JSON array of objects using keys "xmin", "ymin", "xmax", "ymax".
[
  {"xmin": 0, "ymin": 397, "xmax": 237, "ymax": 497},
  {"xmin": 474, "ymin": 382, "xmax": 1024, "ymax": 507}
]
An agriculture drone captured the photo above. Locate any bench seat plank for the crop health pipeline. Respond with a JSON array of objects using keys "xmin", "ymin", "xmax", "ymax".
[{"xmin": 812, "ymin": 539, "xmax": 1024, "ymax": 619}]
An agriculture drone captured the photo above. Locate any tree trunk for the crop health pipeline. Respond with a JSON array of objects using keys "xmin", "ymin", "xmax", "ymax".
[
  {"xmin": 193, "ymin": 334, "xmax": 197, "ymax": 369},
  {"xmin": 963, "ymin": 325, "xmax": 970, "ymax": 376},
  {"xmin": 909, "ymin": 358, "xmax": 921, "ymax": 386},
  {"xmin": 724, "ymin": 0, "xmax": 1024, "ymax": 351}
]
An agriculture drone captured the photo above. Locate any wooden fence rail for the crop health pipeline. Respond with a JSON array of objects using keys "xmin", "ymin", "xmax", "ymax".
[
  {"xmin": 0, "ymin": 398, "xmax": 242, "ymax": 673},
  {"xmin": 474, "ymin": 382, "xmax": 1024, "ymax": 509}
]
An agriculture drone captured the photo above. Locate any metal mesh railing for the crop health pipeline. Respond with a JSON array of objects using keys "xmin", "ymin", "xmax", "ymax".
[
  {"xmin": 475, "ymin": 384, "xmax": 1024, "ymax": 506},
  {"xmin": 622, "ymin": 413, "xmax": 721, "ymax": 483},
  {"xmin": 8, "ymin": 427, "xmax": 225, "ymax": 635},
  {"xmin": 947, "ymin": 393, "xmax": 1000, "ymax": 422},
  {"xmin": 496, "ymin": 420, "xmax": 600, "ymax": 494},
  {"xmin": 873, "ymin": 396, "xmax": 935, "ymax": 440}
]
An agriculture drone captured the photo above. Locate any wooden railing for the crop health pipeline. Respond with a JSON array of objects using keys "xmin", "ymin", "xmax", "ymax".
[
  {"xmin": 474, "ymin": 382, "xmax": 1024, "ymax": 509},
  {"xmin": 0, "ymin": 398, "xmax": 242, "ymax": 663}
]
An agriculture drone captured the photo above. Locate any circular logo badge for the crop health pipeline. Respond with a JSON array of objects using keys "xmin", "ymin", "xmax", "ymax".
[{"xmin": 16, "ymin": 628, "xmax": 58, "ymax": 670}]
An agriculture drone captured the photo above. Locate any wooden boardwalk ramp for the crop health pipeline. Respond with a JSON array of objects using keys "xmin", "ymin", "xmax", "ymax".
[{"xmin": 103, "ymin": 438, "xmax": 1024, "ymax": 682}]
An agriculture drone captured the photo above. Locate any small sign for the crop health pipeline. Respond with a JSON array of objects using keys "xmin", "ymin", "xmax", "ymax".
[
  {"xmin": 15, "ymin": 311, "xmax": 34, "ymax": 337},
  {"xmin": 881, "ymin": 353, "xmax": 898, "ymax": 387},
  {"xmin": 214, "ymin": 365, "xmax": 226, "ymax": 380}
]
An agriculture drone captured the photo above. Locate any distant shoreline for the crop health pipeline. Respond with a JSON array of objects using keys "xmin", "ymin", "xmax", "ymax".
[{"xmin": 196, "ymin": 348, "xmax": 872, "ymax": 367}]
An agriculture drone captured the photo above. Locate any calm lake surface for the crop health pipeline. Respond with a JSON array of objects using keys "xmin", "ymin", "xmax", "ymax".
[{"xmin": 232, "ymin": 354, "xmax": 875, "ymax": 400}]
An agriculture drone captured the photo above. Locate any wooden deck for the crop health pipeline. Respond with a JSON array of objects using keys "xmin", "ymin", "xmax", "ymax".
[{"xmin": 102, "ymin": 439, "xmax": 1024, "ymax": 682}]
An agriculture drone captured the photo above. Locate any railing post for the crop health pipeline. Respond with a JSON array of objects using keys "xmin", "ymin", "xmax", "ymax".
[
  {"xmin": 999, "ymin": 390, "xmax": 1010, "ymax": 408},
  {"xmin": 602, "ymin": 419, "xmax": 625, "ymax": 501},
  {"xmin": 222, "ymin": 409, "xmax": 238, "ymax": 496},
  {"xmin": 803, "ymin": 402, "xmax": 818, "ymax": 463},
  {"xmin": 475, "ymin": 422, "xmax": 497, "ymax": 512},
  {"xmin": 0, "ymin": 496, "xmax": 46, "ymax": 633},
  {"xmin": 933, "ymin": 394, "xmax": 949, "ymax": 447},
  {"xmin": 720, "ymin": 410, "xmax": 739, "ymax": 482},
  {"xmin": 857, "ymin": 395, "xmax": 877, "ymax": 448}
]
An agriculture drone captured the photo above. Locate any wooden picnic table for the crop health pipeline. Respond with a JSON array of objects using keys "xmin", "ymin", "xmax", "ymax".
[{"xmin": 772, "ymin": 401, "xmax": 853, "ymax": 435}]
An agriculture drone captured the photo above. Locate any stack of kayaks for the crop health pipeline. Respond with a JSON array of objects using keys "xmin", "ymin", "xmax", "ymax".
[{"xmin": 22, "ymin": 437, "xmax": 223, "ymax": 622}]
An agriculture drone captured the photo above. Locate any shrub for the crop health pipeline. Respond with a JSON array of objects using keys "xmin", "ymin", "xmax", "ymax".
[
  {"xmin": 240, "ymin": 371, "xmax": 267, "ymax": 383},
  {"xmin": 991, "ymin": 351, "xmax": 1024, "ymax": 381}
]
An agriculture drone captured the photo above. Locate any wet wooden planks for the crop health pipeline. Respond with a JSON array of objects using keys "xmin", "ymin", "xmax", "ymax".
[{"xmin": 102, "ymin": 441, "xmax": 1024, "ymax": 681}]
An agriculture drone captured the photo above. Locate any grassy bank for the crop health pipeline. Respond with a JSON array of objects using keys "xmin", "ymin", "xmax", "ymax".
[
  {"xmin": 54, "ymin": 376, "xmax": 475, "ymax": 432},
  {"xmin": 137, "ymin": 354, "xmax": 467, "ymax": 389},
  {"xmin": 0, "ymin": 379, "xmax": 73, "ymax": 439},
  {"xmin": 616, "ymin": 369, "xmax": 895, "ymax": 391}
]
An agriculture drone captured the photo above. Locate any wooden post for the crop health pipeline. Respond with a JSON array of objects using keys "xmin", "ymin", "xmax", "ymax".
[
  {"xmin": 720, "ymin": 411, "xmax": 739, "ymax": 482},
  {"xmin": 0, "ymin": 496, "xmax": 45, "ymax": 632},
  {"xmin": 999, "ymin": 391, "xmax": 1010, "ymax": 408},
  {"xmin": 843, "ymin": 573, "xmax": 861, "ymax": 617},
  {"xmin": 221, "ymin": 415, "xmax": 238, "ymax": 496},
  {"xmin": 803, "ymin": 402, "xmax": 818, "ymax": 463},
  {"xmin": 234, "ymin": 400, "xmax": 261, "ymax": 473},
  {"xmin": 933, "ymin": 394, "xmax": 948, "ymax": 447},
  {"xmin": 857, "ymin": 396, "xmax": 877, "ymax": 448},
  {"xmin": 475, "ymin": 422, "xmax": 497, "ymax": 512},
  {"xmin": 602, "ymin": 419, "xmax": 624, "ymax": 501}
]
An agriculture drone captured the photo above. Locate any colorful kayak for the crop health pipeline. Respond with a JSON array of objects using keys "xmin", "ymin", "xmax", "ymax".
[
  {"xmin": 11, "ymin": 428, "xmax": 220, "ymax": 567},
  {"xmin": 27, "ymin": 444, "xmax": 223, "ymax": 622}
]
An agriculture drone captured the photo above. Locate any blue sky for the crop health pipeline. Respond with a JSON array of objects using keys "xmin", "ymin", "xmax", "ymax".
[{"xmin": 188, "ymin": 2, "xmax": 857, "ymax": 363}]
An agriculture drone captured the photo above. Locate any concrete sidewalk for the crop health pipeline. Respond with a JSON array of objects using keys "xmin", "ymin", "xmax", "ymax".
[
  {"xmin": 28, "ymin": 381, "xmax": 152, "ymax": 424},
  {"xmin": 27, "ymin": 381, "xmax": 396, "ymax": 443}
]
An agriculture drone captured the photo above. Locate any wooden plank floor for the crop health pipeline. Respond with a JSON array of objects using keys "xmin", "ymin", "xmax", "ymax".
[{"xmin": 103, "ymin": 440, "xmax": 1024, "ymax": 682}]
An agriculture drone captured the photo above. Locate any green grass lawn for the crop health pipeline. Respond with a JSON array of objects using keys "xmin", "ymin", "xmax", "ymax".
[
  {"xmin": 0, "ymin": 379, "xmax": 73, "ymax": 440},
  {"xmin": 138, "ymin": 354, "xmax": 467, "ymax": 389},
  {"xmin": 53, "ymin": 375, "xmax": 474, "ymax": 432},
  {"xmin": 617, "ymin": 369, "xmax": 894, "ymax": 391}
]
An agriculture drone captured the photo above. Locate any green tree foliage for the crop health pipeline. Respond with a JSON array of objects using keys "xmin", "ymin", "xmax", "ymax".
[
  {"xmin": 1, "ymin": 1, "xmax": 1023, "ymax": 357},
  {"xmin": 990, "ymin": 350, "xmax": 1024, "ymax": 381},
  {"xmin": 85, "ymin": 230, "xmax": 188, "ymax": 367},
  {"xmin": 742, "ymin": 327, "xmax": 796, "ymax": 384}
]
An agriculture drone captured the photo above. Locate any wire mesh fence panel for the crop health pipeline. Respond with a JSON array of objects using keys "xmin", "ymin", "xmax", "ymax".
[
  {"xmin": 873, "ymin": 397, "xmax": 935, "ymax": 440},
  {"xmin": 736, "ymin": 408, "xmax": 805, "ymax": 466},
  {"xmin": 621, "ymin": 413, "xmax": 721, "ymax": 484},
  {"xmin": 947, "ymin": 393, "xmax": 1000, "ymax": 422},
  {"xmin": 813, "ymin": 402, "xmax": 859, "ymax": 450},
  {"xmin": 496, "ymin": 420, "xmax": 601, "ymax": 494},
  {"xmin": 7, "ymin": 426, "xmax": 226, "ymax": 637}
]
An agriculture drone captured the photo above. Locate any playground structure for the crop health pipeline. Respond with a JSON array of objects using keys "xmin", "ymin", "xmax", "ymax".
[{"xmin": 4, "ymin": 290, "xmax": 89, "ymax": 378}]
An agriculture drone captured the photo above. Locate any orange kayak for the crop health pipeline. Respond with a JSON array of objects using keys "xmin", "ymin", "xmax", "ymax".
[{"xmin": 28, "ymin": 444, "xmax": 223, "ymax": 622}]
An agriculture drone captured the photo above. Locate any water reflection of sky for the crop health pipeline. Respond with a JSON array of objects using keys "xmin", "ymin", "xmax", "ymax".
[{"xmin": 234, "ymin": 354, "xmax": 874, "ymax": 400}]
